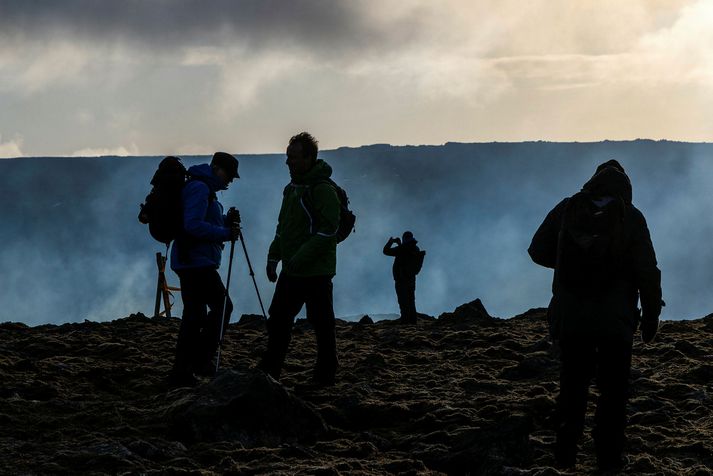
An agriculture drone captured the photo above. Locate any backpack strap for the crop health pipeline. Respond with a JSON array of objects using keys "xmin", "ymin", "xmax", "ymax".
[{"xmin": 302, "ymin": 179, "xmax": 340, "ymax": 235}]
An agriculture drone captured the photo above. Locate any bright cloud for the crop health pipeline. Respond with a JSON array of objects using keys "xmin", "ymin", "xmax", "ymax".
[
  {"xmin": 0, "ymin": 0, "xmax": 710, "ymax": 156},
  {"xmin": 0, "ymin": 134, "xmax": 23, "ymax": 158},
  {"xmin": 70, "ymin": 144, "xmax": 139, "ymax": 157}
]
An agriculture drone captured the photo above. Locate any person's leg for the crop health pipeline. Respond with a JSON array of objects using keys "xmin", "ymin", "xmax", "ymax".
[
  {"xmin": 555, "ymin": 338, "xmax": 596, "ymax": 467},
  {"xmin": 171, "ymin": 268, "xmax": 208, "ymax": 382},
  {"xmin": 258, "ymin": 274, "xmax": 304, "ymax": 380},
  {"xmin": 196, "ymin": 268, "xmax": 232, "ymax": 374},
  {"xmin": 593, "ymin": 339, "xmax": 632, "ymax": 470},
  {"xmin": 405, "ymin": 278, "xmax": 417, "ymax": 322},
  {"xmin": 395, "ymin": 280, "xmax": 408, "ymax": 321},
  {"xmin": 305, "ymin": 276, "xmax": 338, "ymax": 383}
]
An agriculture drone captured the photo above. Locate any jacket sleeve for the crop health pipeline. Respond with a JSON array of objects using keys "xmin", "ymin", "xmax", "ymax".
[
  {"xmin": 182, "ymin": 181, "xmax": 230, "ymax": 242},
  {"xmin": 267, "ymin": 196, "xmax": 286, "ymax": 264},
  {"xmin": 630, "ymin": 208, "xmax": 662, "ymax": 322},
  {"xmin": 383, "ymin": 241, "xmax": 398, "ymax": 256},
  {"xmin": 286, "ymin": 183, "xmax": 340, "ymax": 273},
  {"xmin": 528, "ymin": 198, "xmax": 568, "ymax": 269}
]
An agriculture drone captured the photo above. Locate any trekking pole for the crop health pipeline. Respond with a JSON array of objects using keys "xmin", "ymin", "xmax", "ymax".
[
  {"xmin": 215, "ymin": 238, "xmax": 236, "ymax": 374},
  {"xmin": 238, "ymin": 228, "xmax": 268, "ymax": 318}
]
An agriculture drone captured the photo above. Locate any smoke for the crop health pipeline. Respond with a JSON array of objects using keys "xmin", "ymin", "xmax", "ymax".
[{"xmin": 0, "ymin": 140, "xmax": 710, "ymax": 326}]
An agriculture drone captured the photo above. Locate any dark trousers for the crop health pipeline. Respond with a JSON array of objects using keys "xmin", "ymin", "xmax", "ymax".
[
  {"xmin": 260, "ymin": 274, "xmax": 337, "ymax": 380},
  {"xmin": 395, "ymin": 278, "xmax": 417, "ymax": 322},
  {"xmin": 173, "ymin": 267, "xmax": 233, "ymax": 375},
  {"xmin": 556, "ymin": 338, "xmax": 632, "ymax": 466}
]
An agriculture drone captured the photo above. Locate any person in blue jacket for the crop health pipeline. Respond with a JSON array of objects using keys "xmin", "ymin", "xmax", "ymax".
[{"xmin": 168, "ymin": 152, "xmax": 241, "ymax": 387}]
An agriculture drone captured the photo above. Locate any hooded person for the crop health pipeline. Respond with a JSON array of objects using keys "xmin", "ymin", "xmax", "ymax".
[
  {"xmin": 258, "ymin": 132, "xmax": 341, "ymax": 385},
  {"xmin": 168, "ymin": 152, "xmax": 241, "ymax": 387},
  {"xmin": 528, "ymin": 160, "xmax": 662, "ymax": 471},
  {"xmin": 383, "ymin": 231, "xmax": 426, "ymax": 324}
]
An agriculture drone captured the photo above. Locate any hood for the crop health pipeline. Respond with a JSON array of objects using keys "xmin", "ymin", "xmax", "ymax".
[
  {"xmin": 187, "ymin": 163, "xmax": 227, "ymax": 192},
  {"xmin": 582, "ymin": 165, "xmax": 632, "ymax": 203},
  {"xmin": 291, "ymin": 159, "xmax": 333, "ymax": 185}
]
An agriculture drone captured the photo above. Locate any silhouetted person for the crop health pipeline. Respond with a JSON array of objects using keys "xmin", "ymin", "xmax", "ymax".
[
  {"xmin": 168, "ymin": 152, "xmax": 241, "ymax": 387},
  {"xmin": 528, "ymin": 159, "xmax": 662, "ymax": 471},
  {"xmin": 383, "ymin": 232, "xmax": 426, "ymax": 324},
  {"xmin": 258, "ymin": 132, "xmax": 340, "ymax": 385}
]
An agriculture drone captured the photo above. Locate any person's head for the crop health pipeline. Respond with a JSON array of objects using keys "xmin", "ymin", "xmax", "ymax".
[
  {"xmin": 595, "ymin": 159, "xmax": 625, "ymax": 175},
  {"xmin": 585, "ymin": 159, "xmax": 632, "ymax": 202},
  {"xmin": 402, "ymin": 231, "xmax": 417, "ymax": 244},
  {"xmin": 211, "ymin": 152, "xmax": 239, "ymax": 186},
  {"xmin": 286, "ymin": 132, "xmax": 319, "ymax": 176}
]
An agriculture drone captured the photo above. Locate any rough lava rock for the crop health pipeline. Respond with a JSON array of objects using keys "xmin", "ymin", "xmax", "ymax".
[
  {"xmin": 166, "ymin": 369, "xmax": 327, "ymax": 445},
  {"xmin": 2, "ymin": 305, "xmax": 713, "ymax": 474},
  {"xmin": 437, "ymin": 298, "xmax": 497, "ymax": 327}
]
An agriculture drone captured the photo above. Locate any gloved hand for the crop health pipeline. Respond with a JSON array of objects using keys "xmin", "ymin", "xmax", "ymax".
[
  {"xmin": 226, "ymin": 207, "xmax": 241, "ymax": 225},
  {"xmin": 266, "ymin": 261, "xmax": 278, "ymax": 283},
  {"xmin": 229, "ymin": 221, "xmax": 241, "ymax": 241},
  {"xmin": 641, "ymin": 316, "xmax": 659, "ymax": 344}
]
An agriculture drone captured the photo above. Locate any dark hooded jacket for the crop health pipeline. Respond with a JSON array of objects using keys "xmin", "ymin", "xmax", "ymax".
[
  {"xmin": 528, "ymin": 165, "xmax": 662, "ymax": 343},
  {"xmin": 383, "ymin": 239, "xmax": 424, "ymax": 282},
  {"xmin": 170, "ymin": 164, "xmax": 231, "ymax": 271}
]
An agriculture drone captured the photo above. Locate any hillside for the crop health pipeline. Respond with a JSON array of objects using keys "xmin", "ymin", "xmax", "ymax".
[{"xmin": 2, "ymin": 301, "xmax": 712, "ymax": 474}]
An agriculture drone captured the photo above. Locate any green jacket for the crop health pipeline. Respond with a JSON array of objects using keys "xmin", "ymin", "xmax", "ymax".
[{"xmin": 268, "ymin": 160, "xmax": 340, "ymax": 277}]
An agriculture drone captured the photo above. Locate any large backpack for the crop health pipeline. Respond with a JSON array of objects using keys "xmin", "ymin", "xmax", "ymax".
[
  {"xmin": 556, "ymin": 190, "xmax": 626, "ymax": 294},
  {"xmin": 413, "ymin": 250, "xmax": 426, "ymax": 275},
  {"xmin": 288, "ymin": 178, "xmax": 356, "ymax": 243},
  {"xmin": 138, "ymin": 156, "xmax": 187, "ymax": 245}
]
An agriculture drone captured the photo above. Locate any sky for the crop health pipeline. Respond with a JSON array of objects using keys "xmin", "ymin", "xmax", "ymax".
[{"xmin": 1, "ymin": 0, "xmax": 712, "ymax": 158}]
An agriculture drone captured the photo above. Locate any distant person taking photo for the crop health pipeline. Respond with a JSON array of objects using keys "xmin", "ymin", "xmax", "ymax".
[
  {"xmin": 383, "ymin": 231, "xmax": 426, "ymax": 324},
  {"xmin": 528, "ymin": 159, "xmax": 662, "ymax": 471}
]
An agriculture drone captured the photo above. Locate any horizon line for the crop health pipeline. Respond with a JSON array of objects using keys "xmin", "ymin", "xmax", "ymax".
[{"xmin": 3, "ymin": 138, "xmax": 712, "ymax": 160}]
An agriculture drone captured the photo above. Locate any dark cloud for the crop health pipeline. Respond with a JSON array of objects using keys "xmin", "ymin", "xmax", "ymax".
[{"xmin": 0, "ymin": 0, "xmax": 421, "ymax": 57}]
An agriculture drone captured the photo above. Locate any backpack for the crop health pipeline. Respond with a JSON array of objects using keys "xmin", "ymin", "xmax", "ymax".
[
  {"xmin": 138, "ymin": 156, "xmax": 187, "ymax": 245},
  {"xmin": 556, "ymin": 190, "xmax": 626, "ymax": 294},
  {"xmin": 400, "ymin": 248, "xmax": 426, "ymax": 277},
  {"xmin": 413, "ymin": 250, "xmax": 426, "ymax": 275},
  {"xmin": 286, "ymin": 178, "xmax": 356, "ymax": 243}
]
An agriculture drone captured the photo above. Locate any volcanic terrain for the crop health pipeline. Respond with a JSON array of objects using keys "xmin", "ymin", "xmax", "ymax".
[{"xmin": 1, "ymin": 300, "xmax": 712, "ymax": 475}]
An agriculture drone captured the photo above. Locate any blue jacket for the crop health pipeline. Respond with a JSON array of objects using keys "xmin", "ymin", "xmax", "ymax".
[{"xmin": 171, "ymin": 164, "xmax": 231, "ymax": 271}]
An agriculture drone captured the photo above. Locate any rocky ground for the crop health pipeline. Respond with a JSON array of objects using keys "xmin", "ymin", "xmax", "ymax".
[{"xmin": 1, "ymin": 300, "xmax": 713, "ymax": 475}]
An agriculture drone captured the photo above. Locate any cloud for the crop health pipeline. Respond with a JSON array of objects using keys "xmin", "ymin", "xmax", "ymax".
[
  {"xmin": 70, "ymin": 144, "xmax": 139, "ymax": 157},
  {"xmin": 0, "ymin": 134, "xmax": 23, "ymax": 158},
  {"xmin": 0, "ymin": 1, "xmax": 422, "ymax": 58},
  {"xmin": 0, "ymin": 0, "xmax": 711, "ymax": 156}
]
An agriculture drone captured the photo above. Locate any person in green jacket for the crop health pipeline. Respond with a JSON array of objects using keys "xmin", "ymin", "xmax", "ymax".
[{"xmin": 259, "ymin": 132, "xmax": 340, "ymax": 384}]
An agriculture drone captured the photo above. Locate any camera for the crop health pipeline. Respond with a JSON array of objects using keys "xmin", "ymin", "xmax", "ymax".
[{"xmin": 226, "ymin": 207, "xmax": 241, "ymax": 226}]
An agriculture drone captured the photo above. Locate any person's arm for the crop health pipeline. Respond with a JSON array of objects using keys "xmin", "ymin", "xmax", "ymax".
[
  {"xmin": 266, "ymin": 194, "xmax": 287, "ymax": 282},
  {"xmin": 182, "ymin": 181, "xmax": 230, "ymax": 242},
  {"xmin": 284, "ymin": 183, "xmax": 340, "ymax": 273},
  {"xmin": 630, "ymin": 208, "xmax": 662, "ymax": 342},
  {"xmin": 383, "ymin": 239, "xmax": 399, "ymax": 256},
  {"xmin": 528, "ymin": 198, "xmax": 568, "ymax": 269}
]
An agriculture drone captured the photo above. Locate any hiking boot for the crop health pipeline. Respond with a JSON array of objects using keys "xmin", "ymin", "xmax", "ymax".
[
  {"xmin": 166, "ymin": 370, "xmax": 198, "ymax": 388},
  {"xmin": 396, "ymin": 316, "xmax": 417, "ymax": 325},
  {"xmin": 193, "ymin": 360, "xmax": 217, "ymax": 378},
  {"xmin": 554, "ymin": 440, "xmax": 577, "ymax": 469},
  {"xmin": 597, "ymin": 454, "xmax": 628, "ymax": 473},
  {"xmin": 312, "ymin": 368, "xmax": 336, "ymax": 386}
]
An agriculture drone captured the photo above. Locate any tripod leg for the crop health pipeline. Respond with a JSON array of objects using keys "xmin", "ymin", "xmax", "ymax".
[{"xmin": 154, "ymin": 252, "xmax": 163, "ymax": 318}]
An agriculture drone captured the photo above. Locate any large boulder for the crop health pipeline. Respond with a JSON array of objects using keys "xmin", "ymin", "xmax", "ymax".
[
  {"xmin": 437, "ymin": 298, "xmax": 497, "ymax": 327},
  {"xmin": 165, "ymin": 370, "xmax": 328, "ymax": 446}
]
